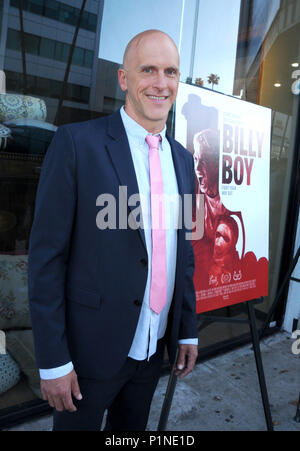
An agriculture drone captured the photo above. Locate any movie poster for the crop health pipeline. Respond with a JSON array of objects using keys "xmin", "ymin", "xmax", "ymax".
[{"xmin": 175, "ymin": 83, "xmax": 271, "ymax": 314}]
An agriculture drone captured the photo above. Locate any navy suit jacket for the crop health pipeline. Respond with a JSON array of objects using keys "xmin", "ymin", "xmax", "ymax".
[{"xmin": 28, "ymin": 110, "xmax": 198, "ymax": 380}]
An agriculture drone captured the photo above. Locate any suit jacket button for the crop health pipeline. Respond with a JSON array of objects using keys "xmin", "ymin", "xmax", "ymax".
[
  {"xmin": 134, "ymin": 299, "xmax": 142, "ymax": 307},
  {"xmin": 140, "ymin": 258, "xmax": 147, "ymax": 267}
]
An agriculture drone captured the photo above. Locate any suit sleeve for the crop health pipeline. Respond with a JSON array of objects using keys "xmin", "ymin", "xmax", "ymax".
[
  {"xmin": 28, "ymin": 126, "xmax": 76, "ymax": 369},
  {"xmin": 178, "ymin": 154, "xmax": 198, "ymax": 341}
]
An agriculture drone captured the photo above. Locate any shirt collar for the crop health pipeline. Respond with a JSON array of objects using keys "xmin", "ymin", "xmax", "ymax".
[{"xmin": 120, "ymin": 106, "xmax": 167, "ymax": 148}]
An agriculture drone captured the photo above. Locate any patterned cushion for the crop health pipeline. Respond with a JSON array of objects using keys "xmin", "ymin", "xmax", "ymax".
[
  {"xmin": 0, "ymin": 255, "xmax": 31, "ymax": 330},
  {"xmin": 0, "ymin": 94, "xmax": 47, "ymax": 122},
  {"xmin": 0, "ymin": 124, "xmax": 11, "ymax": 150},
  {"xmin": 6, "ymin": 330, "xmax": 42, "ymax": 399},
  {"xmin": 0, "ymin": 352, "xmax": 21, "ymax": 394}
]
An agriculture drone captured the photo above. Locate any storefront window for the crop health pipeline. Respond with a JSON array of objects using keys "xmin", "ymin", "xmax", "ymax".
[
  {"xmin": 0, "ymin": 0, "xmax": 299, "ymax": 428},
  {"xmin": 233, "ymin": 0, "xmax": 300, "ymax": 319}
]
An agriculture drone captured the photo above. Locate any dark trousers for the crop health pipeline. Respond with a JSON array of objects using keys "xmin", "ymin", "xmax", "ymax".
[{"xmin": 53, "ymin": 339, "xmax": 165, "ymax": 431}]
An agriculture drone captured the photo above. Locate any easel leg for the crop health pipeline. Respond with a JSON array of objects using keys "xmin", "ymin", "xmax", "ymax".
[
  {"xmin": 294, "ymin": 393, "xmax": 300, "ymax": 422},
  {"xmin": 157, "ymin": 367, "xmax": 177, "ymax": 431},
  {"xmin": 247, "ymin": 301, "xmax": 274, "ymax": 431}
]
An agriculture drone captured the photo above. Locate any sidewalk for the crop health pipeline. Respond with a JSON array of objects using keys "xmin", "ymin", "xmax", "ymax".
[{"xmin": 6, "ymin": 331, "xmax": 300, "ymax": 431}]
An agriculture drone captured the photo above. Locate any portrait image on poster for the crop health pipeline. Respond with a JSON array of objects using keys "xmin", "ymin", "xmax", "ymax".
[{"xmin": 175, "ymin": 83, "xmax": 271, "ymax": 313}]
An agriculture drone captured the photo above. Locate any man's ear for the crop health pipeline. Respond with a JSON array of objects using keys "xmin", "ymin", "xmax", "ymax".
[{"xmin": 118, "ymin": 68, "xmax": 127, "ymax": 92}]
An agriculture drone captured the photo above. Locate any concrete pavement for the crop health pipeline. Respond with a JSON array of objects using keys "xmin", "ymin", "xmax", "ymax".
[{"xmin": 6, "ymin": 330, "xmax": 300, "ymax": 431}]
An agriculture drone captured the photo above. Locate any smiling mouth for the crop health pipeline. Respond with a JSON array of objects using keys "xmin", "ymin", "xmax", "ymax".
[
  {"xmin": 147, "ymin": 95, "xmax": 168, "ymax": 101},
  {"xmin": 197, "ymin": 174, "xmax": 205, "ymax": 184}
]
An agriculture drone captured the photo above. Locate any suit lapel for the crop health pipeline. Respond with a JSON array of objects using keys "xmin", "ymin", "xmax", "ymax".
[
  {"xmin": 166, "ymin": 133, "xmax": 185, "ymax": 200},
  {"xmin": 104, "ymin": 112, "xmax": 189, "ymax": 258},
  {"xmin": 166, "ymin": 133, "xmax": 188, "ymax": 275},
  {"xmin": 105, "ymin": 111, "xmax": 147, "ymax": 251}
]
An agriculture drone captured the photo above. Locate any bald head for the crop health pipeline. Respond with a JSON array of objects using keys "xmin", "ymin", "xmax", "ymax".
[
  {"xmin": 123, "ymin": 30, "xmax": 179, "ymax": 69},
  {"xmin": 118, "ymin": 29, "xmax": 180, "ymax": 133}
]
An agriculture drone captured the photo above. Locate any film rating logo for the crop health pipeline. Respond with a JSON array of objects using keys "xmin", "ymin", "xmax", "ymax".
[{"xmin": 0, "ymin": 330, "xmax": 6, "ymax": 354}]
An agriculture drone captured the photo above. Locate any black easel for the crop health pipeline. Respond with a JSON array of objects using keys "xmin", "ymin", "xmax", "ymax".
[
  {"xmin": 260, "ymin": 245, "xmax": 300, "ymax": 424},
  {"xmin": 260, "ymin": 245, "xmax": 300, "ymax": 337},
  {"xmin": 294, "ymin": 394, "xmax": 300, "ymax": 423},
  {"xmin": 157, "ymin": 298, "xmax": 274, "ymax": 431}
]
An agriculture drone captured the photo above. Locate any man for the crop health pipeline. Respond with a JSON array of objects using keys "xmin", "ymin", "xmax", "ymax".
[
  {"xmin": 208, "ymin": 215, "xmax": 241, "ymax": 286},
  {"xmin": 28, "ymin": 30, "xmax": 198, "ymax": 431},
  {"xmin": 191, "ymin": 128, "xmax": 227, "ymax": 288},
  {"xmin": 192, "ymin": 129, "xmax": 244, "ymax": 287},
  {"xmin": 193, "ymin": 128, "xmax": 220, "ymax": 201}
]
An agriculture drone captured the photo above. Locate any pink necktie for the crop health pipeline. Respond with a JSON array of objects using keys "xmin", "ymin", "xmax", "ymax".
[{"xmin": 146, "ymin": 134, "xmax": 167, "ymax": 315}]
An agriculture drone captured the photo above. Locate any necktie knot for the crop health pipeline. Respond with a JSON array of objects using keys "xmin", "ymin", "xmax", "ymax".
[{"xmin": 146, "ymin": 134, "xmax": 161, "ymax": 151}]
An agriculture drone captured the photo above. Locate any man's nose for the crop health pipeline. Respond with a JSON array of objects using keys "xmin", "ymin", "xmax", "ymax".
[{"xmin": 153, "ymin": 71, "xmax": 168, "ymax": 90}]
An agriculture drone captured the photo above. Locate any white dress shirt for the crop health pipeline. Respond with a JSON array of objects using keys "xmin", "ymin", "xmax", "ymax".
[{"xmin": 39, "ymin": 108, "xmax": 198, "ymax": 380}]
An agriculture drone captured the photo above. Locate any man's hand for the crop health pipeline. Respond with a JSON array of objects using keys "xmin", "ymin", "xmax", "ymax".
[
  {"xmin": 174, "ymin": 344, "xmax": 198, "ymax": 379},
  {"xmin": 40, "ymin": 369, "xmax": 82, "ymax": 412}
]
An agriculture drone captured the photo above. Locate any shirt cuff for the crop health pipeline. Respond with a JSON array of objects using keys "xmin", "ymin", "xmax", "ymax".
[
  {"xmin": 178, "ymin": 338, "xmax": 198, "ymax": 346},
  {"xmin": 39, "ymin": 362, "xmax": 74, "ymax": 380}
]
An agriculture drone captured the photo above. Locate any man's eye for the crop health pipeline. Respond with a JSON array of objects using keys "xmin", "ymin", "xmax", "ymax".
[
  {"xmin": 167, "ymin": 69, "xmax": 177, "ymax": 76},
  {"xmin": 143, "ymin": 67, "xmax": 152, "ymax": 73}
]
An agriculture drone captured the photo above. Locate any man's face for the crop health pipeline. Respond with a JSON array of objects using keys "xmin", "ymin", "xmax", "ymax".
[
  {"xmin": 193, "ymin": 146, "xmax": 218, "ymax": 196},
  {"xmin": 213, "ymin": 223, "xmax": 233, "ymax": 258},
  {"xmin": 118, "ymin": 33, "xmax": 180, "ymax": 133}
]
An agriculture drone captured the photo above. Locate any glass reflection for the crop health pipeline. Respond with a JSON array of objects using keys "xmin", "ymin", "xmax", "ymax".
[
  {"xmin": 0, "ymin": 0, "xmax": 104, "ymax": 413},
  {"xmin": 233, "ymin": 0, "xmax": 300, "ymax": 313}
]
